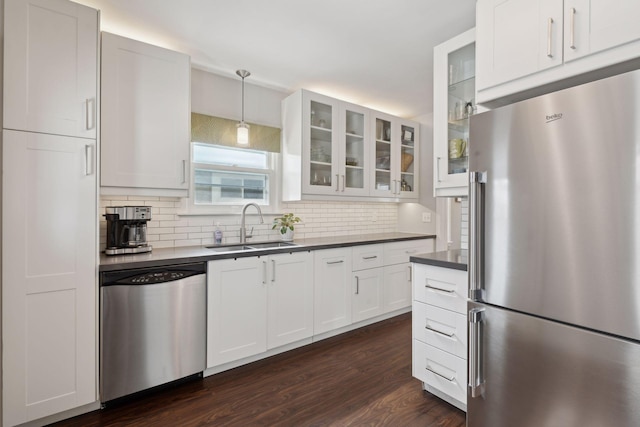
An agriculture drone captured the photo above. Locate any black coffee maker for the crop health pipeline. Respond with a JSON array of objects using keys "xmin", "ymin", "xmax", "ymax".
[{"xmin": 105, "ymin": 206, "xmax": 152, "ymax": 255}]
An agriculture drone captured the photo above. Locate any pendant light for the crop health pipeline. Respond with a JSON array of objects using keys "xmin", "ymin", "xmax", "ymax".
[{"xmin": 236, "ymin": 69, "xmax": 250, "ymax": 145}]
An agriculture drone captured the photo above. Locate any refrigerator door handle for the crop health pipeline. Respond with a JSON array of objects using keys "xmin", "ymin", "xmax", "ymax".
[
  {"xmin": 469, "ymin": 307, "xmax": 485, "ymax": 398},
  {"xmin": 469, "ymin": 171, "xmax": 486, "ymax": 301}
]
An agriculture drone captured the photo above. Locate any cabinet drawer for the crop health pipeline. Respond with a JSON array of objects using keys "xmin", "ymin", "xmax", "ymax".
[
  {"xmin": 413, "ymin": 301, "xmax": 467, "ymax": 359},
  {"xmin": 412, "ymin": 340, "xmax": 467, "ymax": 406},
  {"xmin": 352, "ymin": 244, "xmax": 384, "ymax": 271},
  {"xmin": 384, "ymin": 239, "xmax": 434, "ymax": 265},
  {"xmin": 413, "ymin": 264, "xmax": 467, "ymax": 314}
]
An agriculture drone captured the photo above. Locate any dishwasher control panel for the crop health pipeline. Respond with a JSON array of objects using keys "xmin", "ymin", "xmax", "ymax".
[
  {"xmin": 100, "ymin": 263, "xmax": 207, "ymax": 287},
  {"xmin": 128, "ymin": 271, "xmax": 187, "ymax": 284}
]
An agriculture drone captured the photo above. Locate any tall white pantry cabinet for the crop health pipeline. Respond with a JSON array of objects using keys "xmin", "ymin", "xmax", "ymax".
[{"xmin": 2, "ymin": 0, "xmax": 99, "ymax": 425}]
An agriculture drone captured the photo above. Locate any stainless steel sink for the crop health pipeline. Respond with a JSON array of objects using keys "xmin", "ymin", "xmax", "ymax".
[
  {"xmin": 205, "ymin": 241, "xmax": 298, "ymax": 252},
  {"xmin": 206, "ymin": 245, "xmax": 254, "ymax": 253},
  {"xmin": 248, "ymin": 242, "xmax": 299, "ymax": 249}
]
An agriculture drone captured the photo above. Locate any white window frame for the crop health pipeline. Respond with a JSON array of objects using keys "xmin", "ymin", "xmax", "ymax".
[{"xmin": 180, "ymin": 143, "xmax": 282, "ymax": 215}]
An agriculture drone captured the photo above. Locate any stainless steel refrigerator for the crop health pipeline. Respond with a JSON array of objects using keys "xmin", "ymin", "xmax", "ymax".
[{"xmin": 467, "ymin": 68, "xmax": 640, "ymax": 426}]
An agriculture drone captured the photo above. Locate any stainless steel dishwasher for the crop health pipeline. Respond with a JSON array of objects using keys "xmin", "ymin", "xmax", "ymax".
[{"xmin": 100, "ymin": 263, "xmax": 206, "ymax": 402}]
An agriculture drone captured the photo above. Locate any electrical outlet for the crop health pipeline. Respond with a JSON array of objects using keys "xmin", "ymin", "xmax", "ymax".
[{"xmin": 422, "ymin": 212, "xmax": 431, "ymax": 223}]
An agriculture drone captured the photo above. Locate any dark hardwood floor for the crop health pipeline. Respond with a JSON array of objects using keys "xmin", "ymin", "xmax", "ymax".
[{"xmin": 53, "ymin": 313, "xmax": 466, "ymax": 426}]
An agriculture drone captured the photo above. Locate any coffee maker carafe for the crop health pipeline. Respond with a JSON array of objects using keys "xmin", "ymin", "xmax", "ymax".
[{"xmin": 105, "ymin": 206, "xmax": 152, "ymax": 255}]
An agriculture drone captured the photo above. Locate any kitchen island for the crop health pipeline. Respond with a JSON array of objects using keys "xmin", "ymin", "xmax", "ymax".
[
  {"xmin": 410, "ymin": 248, "xmax": 467, "ymax": 271},
  {"xmin": 410, "ymin": 248, "xmax": 468, "ymax": 411}
]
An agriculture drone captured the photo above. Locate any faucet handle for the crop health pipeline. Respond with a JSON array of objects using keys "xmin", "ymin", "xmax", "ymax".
[{"xmin": 246, "ymin": 226, "xmax": 254, "ymax": 239}]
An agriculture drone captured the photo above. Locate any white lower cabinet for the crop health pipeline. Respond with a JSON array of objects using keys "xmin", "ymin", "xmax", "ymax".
[
  {"xmin": 267, "ymin": 252, "xmax": 315, "ymax": 349},
  {"xmin": 352, "ymin": 267, "xmax": 385, "ymax": 323},
  {"xmin": 412, "ymin": 262, "xmax": 468, "ymax": 411},
  {"xmin": 207, "ymin": 257, "xmax": 267, "ymax": 367},
  {"xmin": 207, "ymin": 251, "xmax": 313, "ymax": 368},
  {"xmin": 383, "ymin": 263, "xmax": 413, "ymax": 312},
  {"xmin": 2, "ymin": 130, "xmax": 97, "ymax": 426},
  {"xmin": 313, "ymin": 248, "xmax": 353, "ymax": 334},
  {"xmin": 207, "ymin": 238, "xmax": 435, "ymax": 373},
  {"xmin": 412, "ymin": 340, "xmax": 467, "ymax": 406}
]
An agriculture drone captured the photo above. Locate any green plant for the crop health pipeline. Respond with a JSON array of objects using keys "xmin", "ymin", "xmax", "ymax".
[{"xmin": 272, "ymin": 212, "xmax": 301, "ymax": 234}]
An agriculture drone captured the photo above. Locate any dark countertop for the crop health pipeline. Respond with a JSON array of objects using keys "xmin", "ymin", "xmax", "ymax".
[
  {"xmin": 410, "ymin": 249, "xmax": 467, "ymax": 271},
  {"xmin": 100, "ymin": 232, "xmax": 436, "ymax": 272}
]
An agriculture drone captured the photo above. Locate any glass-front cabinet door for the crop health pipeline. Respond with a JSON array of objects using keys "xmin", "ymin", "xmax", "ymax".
[
  {"xmin": 370, "ymin": 112, "xmax": 419, "ymax": 199},
  {"xmin": 303, "ymin": 93, "xmax": 339, "ymax": 194},
  {"xmin": 433, "ymin": 28, "xmax": 478, "ymax": 197},
  {"xmin": 371, "ymin": 114, "xmax": 393, "ymax": 197},
  {"xmin": 341, "ymin": 103, "xmax": 370, "ymax": 196},
  {"xmin": 398, "ymin": 120, "xmax": 417, "ymax": 199}
]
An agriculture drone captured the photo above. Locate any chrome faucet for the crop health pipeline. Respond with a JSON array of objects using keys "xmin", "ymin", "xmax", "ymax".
[{"xmin": 240, "ymin": 203, "xmax": 264, "ymax": 243}]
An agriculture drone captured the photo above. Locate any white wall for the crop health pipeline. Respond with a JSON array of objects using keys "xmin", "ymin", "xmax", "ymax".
[{"xmin": 191, "ymin": 67, "xmax": 287, "ymax": 127}]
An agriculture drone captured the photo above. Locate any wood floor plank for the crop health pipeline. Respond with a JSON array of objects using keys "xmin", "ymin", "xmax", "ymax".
[{"xmin": 52, "ymin": 313, "xmax": 466, "ymax": 426}]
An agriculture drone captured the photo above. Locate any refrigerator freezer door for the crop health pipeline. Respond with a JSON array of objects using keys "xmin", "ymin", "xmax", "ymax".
[
  {"xmin": 469, "ymin": 68, "xmax": 640, "ymax": 341},
  {"xmin": 468, "ymin": 302, "xmax": 640, "ymax": 427}
]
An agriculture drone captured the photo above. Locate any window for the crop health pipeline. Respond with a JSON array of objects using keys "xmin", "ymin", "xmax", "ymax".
[{"xmin": 191, "ymin": 143, "xmax": 277, "ymax": 207}]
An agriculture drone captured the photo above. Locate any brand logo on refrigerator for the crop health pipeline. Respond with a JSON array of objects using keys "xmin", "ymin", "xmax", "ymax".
[{"xmin": 545, "ymin": 113, "xmax": 563, "ymax": 123}]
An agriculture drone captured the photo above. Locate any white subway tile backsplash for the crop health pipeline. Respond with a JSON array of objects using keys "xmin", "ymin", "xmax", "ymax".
[{"xmin": 99, "ymin": 197, "xmax": 402, "ymax": 251}]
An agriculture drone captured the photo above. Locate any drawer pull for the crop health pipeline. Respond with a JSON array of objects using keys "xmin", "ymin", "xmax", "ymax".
[
  {"xmin": 425, "ymin": 325, "xmax": 455, "ymax": 338},
  {"xmin": 326, "ymin": 260, "xmax": 344, "ymax": 265},
  {"xmin": 363, "ymin": 255, "xmax": 378, "ymax": 260},
  {"xmin": 426, "ymin": 365, "xmax": 455, "ymax": 382},
  {"xmin": 425, "ymin": 281, "xmax": 455, "ymax": 294},
  {"xmin": 405, "ymin": 249, "xmax": 417, "ymax": 254}
]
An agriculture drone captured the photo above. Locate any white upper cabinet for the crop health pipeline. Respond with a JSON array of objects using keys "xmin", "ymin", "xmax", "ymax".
[
  {"xmin": 3, "ymin": 0, "xmax": 98, "ymax": 138},
  {"xmin": 101, "ymin": 32, "xmax": 190, "ymax": 196},
  {"xmin": 433, "ymin": 28, "xmax": 479, "ymax": 198},
  {"xmin": 477, "ymin": 0, "xmax": 640, "ymax": 105},
  {"xmin": 282, "ymin": 89, "xmax": 418, "ymax": 201},
  {"xmin": 370, "ymin": 112, "xmax": 419, "ymax": 200},
  {"xmin": 563, "ymin": 0, "xmax": 640, "ymax": 62},
  {"xmin": 476, "ymin": 0, "xmax": 562, "ymax": 91}
]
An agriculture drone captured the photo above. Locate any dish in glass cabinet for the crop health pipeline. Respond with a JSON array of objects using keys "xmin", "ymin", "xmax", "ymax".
[{"xmin": 376, "ymin": 156, "xmax": 390, "ymax": 169}]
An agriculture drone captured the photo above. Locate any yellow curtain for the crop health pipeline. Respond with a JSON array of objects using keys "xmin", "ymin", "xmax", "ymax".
[{"xmin": 191, "ymin": 112, "xmax": 281, "ymax": 153}]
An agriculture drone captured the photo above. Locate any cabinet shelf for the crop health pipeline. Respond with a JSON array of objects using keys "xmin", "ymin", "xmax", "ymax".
[
  {"xmin": 310, "ymin": 160, "xmax": 332, "ymax": 166},
  {"xmin": 448, "ymin": 76, "xmax": 475, "ymax": 101},
  {"xmin": 346, "ymin": 165, "xmax": 364, "ymax": 170}
]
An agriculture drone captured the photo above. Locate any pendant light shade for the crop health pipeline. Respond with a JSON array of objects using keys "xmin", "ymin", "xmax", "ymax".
[{"xmin": 236, "ymin": 69, "xmax": 251, "ymax": 145}]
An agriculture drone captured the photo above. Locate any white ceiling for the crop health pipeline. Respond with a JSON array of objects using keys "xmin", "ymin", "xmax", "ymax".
[{"xmin": 75, "ymin": 0, "xmax": 476, "ymax": 118}]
